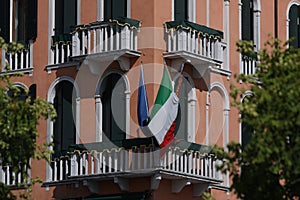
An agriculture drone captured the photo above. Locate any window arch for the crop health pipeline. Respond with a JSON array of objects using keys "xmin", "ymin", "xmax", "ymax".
[
  {"xmin": 95, "ymin": 71, "xmax": 130, "ymax": 145},
  {"xmin": 206, "ymin": 82, "xmax": 230, "ymax": 148},
  {"xmin": 47, "ymin": 77, "xmax": 80, "ymax": 156},
  {"xmin": 288, "ymin": 2, "xmax": 300, "ymax": 48}
]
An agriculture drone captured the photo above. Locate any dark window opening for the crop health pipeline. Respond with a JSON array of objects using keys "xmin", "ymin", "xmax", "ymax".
[
  {"xmin": 55, "ymin": 0, "xmax": 77, "ymax": 35},
  {"xmin": 53, "ymin": 81, "xmax": 76, "ymax": 155},
  {"xmin": 101, "ymin": 73, "xmax": 126, "ymax": 146},
  {"xmin": 104, "ymin": 0, "xmax": 127, "ymax": 21},
  {"xmin": 241, "ymin": 96, "xmax": 253, "ymax": 147},
  {"xmin": 174, "ymin": 0, "xmax": 188, "ymax": 21},
  {"xmin": 0, "ymin": 0, "xmax": 37, "ymax": 43},
  {"xmin": 242, "ymin": 0, "xmax": 254, "ymax": 41}
]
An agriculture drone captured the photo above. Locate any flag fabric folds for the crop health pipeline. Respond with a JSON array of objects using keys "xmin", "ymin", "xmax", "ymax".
[
  {"xmin": 144, "ymin": 64, "xmax": 179, "ymax": 148},
  {"xmin": 137, "ymin": 63, "xmax": 149, "ymax": 127}
]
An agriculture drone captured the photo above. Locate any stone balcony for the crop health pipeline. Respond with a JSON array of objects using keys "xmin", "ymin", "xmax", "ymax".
[
  {"xmin": 42, "ymin": 139, "xmax": 223, "ymax": 196},
  {"xmin": 164, "ymin": 20, "xmax": 228, "ymax": 76},
  {"xmin": 1, "ymin": 40, "xmax": 34, "ymax": 75},
  {"xmin": 47, "ymin": 17, "xmax": 141, "ymax": 72}
]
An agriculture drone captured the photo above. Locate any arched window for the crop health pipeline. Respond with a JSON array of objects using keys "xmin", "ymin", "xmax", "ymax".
[
  {"xmin": 53, "ymin": 81, "xmax": 76, "ymax": 155},
  {"xmin": 100, "ymin": 73, "xmax": 126, "ymax": 145},
  {"xmin": 289, "ymin": 4, "xmax": 300, "ymax": 48}
]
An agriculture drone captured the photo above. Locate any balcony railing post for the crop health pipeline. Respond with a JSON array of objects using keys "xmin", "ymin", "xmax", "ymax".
[
  {"xmin": 71, "ymin": 153, "xmax": 78, "ymax": 176},
  {"xmin": 29, "ymin": 40, "xmax": 33, "ymax": 68},
  {"xmin": 72, "ymin": 32, "xmax": 80, "ymax": 57},
  {"xmin": 1, "ymin": 49, "xmax": 6, "ymax": 71},
  {"xmin": 0, "ymin": 165, "xmax": 4, "ymax": 183}
]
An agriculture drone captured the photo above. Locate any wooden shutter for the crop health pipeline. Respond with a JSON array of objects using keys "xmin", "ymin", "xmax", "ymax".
[
  {"xmin": 0, "ymin": 0, "xmax": 10, "ymax": 42},
  {"xmin": 242, "ymin": 0, "xmax": 253, "ymax": 41},
  {"xmin": 174, "ymin": 0, "xmax": 187, "ymax": 21},
  {"xmin": 289, "ymin": 5, "xmax": 299, "ymax": 48},
  {"xmin": 112, "ymin": 0, "xmax": 127, "ymax": 19},
  {"xmin": 55, "ymin": 0, "xmax": 77, "ymax": 35},
  {"xmin": 54, "ymin": 81, "xmax": 76, "ymax": 153},
  {"xmin": 64, "ymin": 0, "xmax": 77, "ymax": 33},
  {"xmin": 27, "ymin": 0, "xmax": 38, "ymax": 41},
  {"xmin": 105, "ymin": 0, "xmax": 127, "ymax": 20}
]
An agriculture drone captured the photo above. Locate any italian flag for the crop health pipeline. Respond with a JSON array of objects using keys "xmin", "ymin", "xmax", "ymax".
[{"xmin": 144, "ymin": 64, "xmax": 179, "ymax": 148}]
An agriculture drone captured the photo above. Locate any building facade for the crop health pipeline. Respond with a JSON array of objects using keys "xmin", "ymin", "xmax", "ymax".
[{"xmin": 0, "ymin": 0, "xmax": 298, "ymax": 199}]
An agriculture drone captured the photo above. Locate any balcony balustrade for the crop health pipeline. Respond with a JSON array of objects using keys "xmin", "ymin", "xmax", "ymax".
[
  {"xmin": 241, "ymin": 56, "xmax": 257, "ymax": 75},
  {"xmin": 49, "ymin": 19, "xmax": 140, "ymax": 66},
  {"xmin": 164, "ymin": 21, "xmax": 226, "ymax": 69},
  {"xmin": 1, "ymin": 41, "xmax": 33, "ymax": 73},
  {"xmin": 0, "ymin": 164, "xmax": 29, "ymax": 187},
  {"xmin": 45, "ymin": 144, "xmax": 222, "ymax": 186}
]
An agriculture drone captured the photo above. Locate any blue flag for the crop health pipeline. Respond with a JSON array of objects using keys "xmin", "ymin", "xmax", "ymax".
[{"xmin": 138, "ymin": 63, "xmax": 149, "ymax": 126}]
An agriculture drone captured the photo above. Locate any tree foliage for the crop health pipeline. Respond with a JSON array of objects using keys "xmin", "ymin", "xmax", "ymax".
[
  {"xmin": 0, "ymin": 37, "xmax": 56, "ymax": 199},
  {"xmin": 215, "ymin": 37, "xmax": 300, "ymax": 200}
]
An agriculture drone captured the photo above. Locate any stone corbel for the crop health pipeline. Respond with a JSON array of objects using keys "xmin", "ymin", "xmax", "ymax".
[
  {"xmin": 171, "ymin": 179, "xmax": 191, "ymax": 193},
  {"xmin": 114, "ymin": 177, "xmax": 129, "ymax": 191},
  {"xmin": 115, "ymin": 56, "xmax": 130, "ymax": 71},
  {"xmin": 193, "ymin": 183, "xmax": 209, "ymax": 196},
  {"xmin": 83, "ymin": 180, "xmax": 101, "ymax": 194},
  {"xmin": 151, "ymin": 173, "xmax": 162, "ymax": 190}
]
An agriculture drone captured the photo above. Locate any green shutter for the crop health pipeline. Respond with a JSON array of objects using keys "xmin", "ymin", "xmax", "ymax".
[
  {"xmin": 27, "ymin": 0, "xmax": 38, "ymax": 41},
  {"xmin": 62, "ymin": 82, "xmax": 76, "ymax": 151},
  {"xmin": 174, "ymin": 0, "xmax": 187, "ymax": 21},
  {"xmin": 55, "ymin": 0, "xmax": 77, "ymax": 35},
  {"xmin": 104, "ymin": 0, "xmax": 112, "ymax": 20},
  {"xmin": 0, "ymin": 0, "xmax": 10, "ymax": 42},
  {"xmin": 112, "ymin": 0, "xmax": 127, "ymax": 19},
  {"xmin": 54, "ymin": 81, "xmax": 76, "ymax": 154},
  {"xmin": 242, "ymin": 0, "xmax": 253, "ymax": 41},
  {"xmin": 101, "ymin": 74, "xmax": 126, "ymax": 146},
  {"xmin": 55, "ymin": 0, "xmax": 64, "ymax": 35},
  {"xmin": 105, "ymin": 0, "xmax": 127, "ymax": 20},
  {"xmin": 64, "ymin": 0, "xmax": 77, "ymax": 33},
  {"xmin": 289, "ymin": 5, "xmax": 299, "ymax": 48}
]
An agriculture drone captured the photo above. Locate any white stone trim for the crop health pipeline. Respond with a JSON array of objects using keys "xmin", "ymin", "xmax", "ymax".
[
  {"xmin": 188, "ymin": 0, "xmax": 196, "ymax": 22},
  {"xmin": 206, "ymin": 0, "xmax": 210, "ymax": 26},
  {"xmin": 223, "ymin": 0, "xmax": 230, "ymax": 71},
  {"xmin": 77, "ymin": 0, "xmax": 81, "ymax": 25},
  {"xmin": 206, "ymin": 82, "xmax": 230, "ymax": 187},
  {"xmin": 9, "ymin": 0, "xmax": 13, "ymax": 42},
  {"xmin": 12, "ymin": 82, "xmax": 28, "ymax": 90}
]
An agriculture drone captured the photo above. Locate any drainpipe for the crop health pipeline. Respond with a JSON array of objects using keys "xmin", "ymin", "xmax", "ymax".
[{"xmin": 274, "ymin": 0, "xmax": 278, "ymax": 38}]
